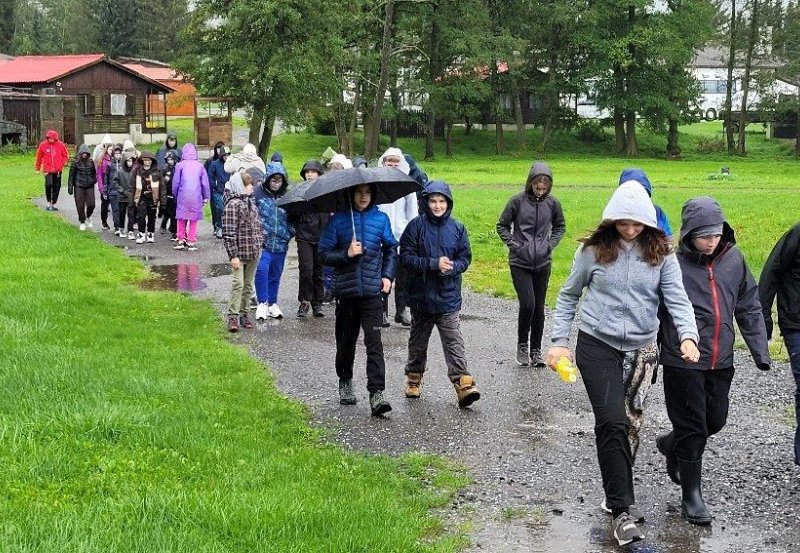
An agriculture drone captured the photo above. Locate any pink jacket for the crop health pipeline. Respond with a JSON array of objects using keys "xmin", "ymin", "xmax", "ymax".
[{"xmin": 173, "ymin": 143, "xmax": 210, "ymax": 221}]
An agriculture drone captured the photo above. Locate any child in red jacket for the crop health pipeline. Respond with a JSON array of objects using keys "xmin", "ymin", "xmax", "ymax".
[{"xmin": 34, "ymin": 129, "xmax": 70, "ymax": 211}]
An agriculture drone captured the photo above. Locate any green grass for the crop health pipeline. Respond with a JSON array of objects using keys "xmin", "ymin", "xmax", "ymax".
[{"xmin": 0, "ymin": 154, "xmax": 468, "ymax": 552}]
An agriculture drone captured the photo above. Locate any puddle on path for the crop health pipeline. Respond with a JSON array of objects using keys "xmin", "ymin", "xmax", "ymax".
[{"xmin": 140, "ymin": 263, "xmax": 232, "ymax": 293}]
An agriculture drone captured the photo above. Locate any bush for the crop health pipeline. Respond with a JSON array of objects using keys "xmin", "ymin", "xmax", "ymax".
[
  {"xmin": 695, "ymin": 136, "xmax": 725, "ymax": 154},
  {"xmin": 311, "ymin": 115, "xmax": 336, "ymax": 136},
  {"xmin": 576, "ymin": 120, "xmax": 607, "ymax": 143}
]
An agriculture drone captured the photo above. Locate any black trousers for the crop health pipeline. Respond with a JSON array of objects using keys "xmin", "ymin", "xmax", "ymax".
[
  {"xmin": 126, "ymin": 202, "xmax": 137, "ymax": 231},
  {"xmin": 73, "ymin": 186, "xmax": 95, "ymax": 223},
  {"xmin": 297, "ymin": 240, "xmax": 324, "ymax": 304},
  {"xmin": 100, "ymin": 196, "xmax": 110, "ymax": 225},
  {"xmin": 663, "ymin": 365, "xmax": 735, "ymax": 463},
  {"xmin": 510, "ymin": 264, "xmax": 551, "ymax": 350},
  {"xmin": 136, "ymin": 196, "xmax": 157, "ymax": 233},
  {"xmin": 110, "ymin": 195, "xmax": 120, "ymax": 228},
  {"xmin": 160, "ymin": 196, "xmax": 177, "ymax": 233},
  {"xmin": 117, "ymin": 201, "xmax": 129, "ymax": 230},
  {"xmin": 335, "ymin": 295, "xmax": 386, "ymax": 393},
  {"xmin": 575, "ymin": 331, "xmax": 634, "ymax": 513},
  {"xmin": 44, "ymin": 173, "xmax": 62, "ymax": 203}
]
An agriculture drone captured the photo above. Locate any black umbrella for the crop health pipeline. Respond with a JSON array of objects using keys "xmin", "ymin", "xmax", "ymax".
[
  {"xmin": 301, "ymin": 167, "xmax": 422, "ymax": 212},
  {"xmin": 275, "ymin": 181, "xmax": 315, "ymax": 214}
]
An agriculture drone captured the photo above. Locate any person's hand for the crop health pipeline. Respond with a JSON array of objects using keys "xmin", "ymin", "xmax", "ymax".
[
  {"xmin": 36, "ymin": 169, "xmax": 41, "ymax": 175},
  {"xmin": 438, "ymin": 256, "xmax": 454, "ymax": 273},
  {"xmin": 680, "ymin": 339, "xmax": 700, "ymax": 362},
  {"xmin": 381, "ymin": 278, "xmax": 392, "ymax": 294},
  {"xmin": 546, "ymin": 347, "xmax": 572, "ymax": 371},
  {"xmin": 348, "ymin": 239, "xmax": 363, "ymax": 258},
  {"xmin": 231, "ymin": 257, "xmax": 240, "ymax": 270}
]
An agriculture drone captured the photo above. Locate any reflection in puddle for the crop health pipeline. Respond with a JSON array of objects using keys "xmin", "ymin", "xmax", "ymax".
[{"xmin": 141, "ymin": 263, "xmax": 232, "ymax": 293}]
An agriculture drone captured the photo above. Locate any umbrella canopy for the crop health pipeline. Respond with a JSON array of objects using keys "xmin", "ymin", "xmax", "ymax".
[
  {"xmin": 276, "ymin": 181, "xmax": 316, "ymax": 214},
  {"xmin": 299, "ymin": 167, "xmax": 422, "ymax": 213}
]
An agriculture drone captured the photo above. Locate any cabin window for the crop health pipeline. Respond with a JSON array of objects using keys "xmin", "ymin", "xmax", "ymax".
[{"xmin": 110, "ymin": 94, "xmax": 127, "ymax": 116}]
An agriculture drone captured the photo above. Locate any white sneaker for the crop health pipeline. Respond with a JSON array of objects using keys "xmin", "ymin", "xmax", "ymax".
[
  {"xmin": 127, "ymin": 231, "xmax": 135, "ymax": 240},
  {"xmin": 146, "ymin": 232, "xmax": 155, "ymax": 243},
  {"xmin": 136, "ymin": 232, "xmax": 146, "ymax": 244},
  {"xmin": 86, "ymin": 218, "xmax": 93, "ymax": 228},
  {"xmin": 79, "ymin": 223, "xmax": 86, "ymax": 231},
  {"xmin": 255, "ymin": 302, "xmax": 269, "ymax": 321},
  {"xmin": 268, "ymin": 304, "xmax": 283, "ymax": 319}
]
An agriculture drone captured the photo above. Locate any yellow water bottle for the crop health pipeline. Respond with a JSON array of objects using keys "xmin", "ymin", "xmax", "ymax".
[{"xmin": 555, "ymin": 356, "xmax": 578, "ymax": 383}]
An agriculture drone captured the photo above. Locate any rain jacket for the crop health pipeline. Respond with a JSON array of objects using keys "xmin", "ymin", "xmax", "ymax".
[
  {"xmin": 173, "ymin": 143, "xmax": 210, "ymax": 220},
  {"xmin": 660, "ymin": 197, "xmax": 770, "ymax": 370},
  {"xmin": 204, "ymin": 141, "xmax": 226, "ymax": 171},
  {"xmin": 760, "ymin": 222, "xmax": 800, "ymax": 339},
  {"xmin": 104, "ymin": 154, "xmax": 123, "ymax": 199},
  {"xmin": 496, "ymin": 162, "xmax": 566, "ymax": 271},
  {"xmin": 97, "ymin": 152, "xmax": 112, "ymax": 195},
  {"xmin": 224, "ymin": 143, "xmax": 266, "ymax": 174},
  {"xmin": 34, "ymin": 129, "xmax": 69, "ymax": 174},
  {"xmin": 91, "ymin": 133, "xmax": 113, "ymax": 166},
  {"xmin": 377, "ymin": 147, "xmax": 418, "ymax": 241},
  {"xmin": 290, "ymin": 160, "xmax": 329, "ymax": 243},
  {"xmin": 618, "ymin": 168, "xmax": 672, "ymax": 238},
  {"xmin": 319, "ymin": 200, "xmax": 398, "ymax": 299},
  {"xmin": 253, "ymin": 163, "xmax": 293, "ymax": 253},
  {"xmin": 209, "ymin": 156, "xmax": 231, "ymax": 195},
  {"xmin": 222, "ymin": 191, "xmax": 263, "ymax": 262},
  {"xmin": 131, "ymin": 152, "xmax": 165, "ymax": 206},
  {"xmin": 405, "ymin": 153, "xmax": 430, "ymax": 213},
  {"xmin": 113, "ymin": 154, "xmax": 135, "ymax": 203},
  {"xmin": 400, "ymin": 181, "xmax": 471, "ymax": 314},
  {"xmin": 156, "ymin": 132, "xmax": 181, "ymax": 170},
  {"xmin": 67, "ymin": 144, "xmax": 97, "ymax": 193}
]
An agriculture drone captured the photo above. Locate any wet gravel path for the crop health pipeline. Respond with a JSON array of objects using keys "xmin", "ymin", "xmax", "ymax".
[{"xmin": 46, "ymin": 198, "xmax": 800, "ymax": 552}]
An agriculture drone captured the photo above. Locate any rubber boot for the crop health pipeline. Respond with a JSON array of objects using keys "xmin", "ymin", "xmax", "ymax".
[
  {"xmin": 405, "ymin": 372, "xmax": 423, "ymax": 398},
  {"xmin": 656, "ymin": 431, "xmax": 681, "ymax": 485},
  {"xmin": 679, "ymin": 459, "xmax": 712, "ymax": 525},
  {"xmin": 454, "ymin": 375, "xmax": 480, "ymax": 408}
]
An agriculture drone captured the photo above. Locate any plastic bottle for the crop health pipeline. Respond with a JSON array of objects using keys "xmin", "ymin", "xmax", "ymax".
[{"xmin": 555, "ymin": 356, "xmax": 578, "ymax": 383}]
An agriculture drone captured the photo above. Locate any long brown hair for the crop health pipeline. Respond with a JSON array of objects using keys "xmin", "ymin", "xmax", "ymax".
[{"xmin": 580, "ymin": 221, "xmax": 672, "ymax": 266}]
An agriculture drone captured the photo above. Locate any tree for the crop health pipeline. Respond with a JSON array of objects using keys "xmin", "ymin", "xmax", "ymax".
[
  {"xmin": 0, "ymin": 0, "xmax": 15, "ymax": 53},
  {"xmin": 179, "ymin": 0, "xmax": 345, "ymax": 157},
  {"xmin": 737, "ymin": 0, "xmax": 761, "ymax": 154},
  {"xmin": 363, "ymin": 0, "xmax": 396, "ymax": 161},
  {"xmin": 94, "ymin": 0, "xmax": 139, "ymax": 58}
]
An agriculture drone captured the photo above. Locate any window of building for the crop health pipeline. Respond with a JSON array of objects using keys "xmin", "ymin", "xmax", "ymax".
[{"xmin": 110, "ymin": 94, "xmax": 127, "ymax": 116}]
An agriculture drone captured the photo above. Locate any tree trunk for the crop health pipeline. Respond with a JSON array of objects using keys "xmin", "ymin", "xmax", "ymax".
[
  {"xmin": 248, "ymin": 111, "xmax": 263, "ymax": 146},
  {"xmin": 425, "ymin": 110, "xmax": 436, "ymax": 160},
  {"xmin": 796, "ymin": 94, "xmax": 800, "ymax": 156},
  {"xmin": 445, "ymin": 123, "xmax": 453, "ymax": 157},
  {"xmin": 333, "ymin": 89, "xmax": 349, "ymax": 155},
  {"xmin": 614, "ymin": 108, "xmax": 627, "ymax": 153},
  {"xmin": 625, "ymin": 110, "xmax": 638, "ymax": 156},
  {"xmin": 513, "ymin": 83, "xmax": 526, "ymax": 150},
  {"xmin": 667, "ymin": 118, "xmax": 681, "ymax": 158},
  {"xmin": 465, "ymin": 118, "xmax": 472, "ymax": 134},
  {"xmin": 364, "ymin": 0, "xmax": 395, "ymax": 160},
  {"xmin": 737, "ymin": 0, "xmax": 760, "ymax": 155},
  {"xmin": 257, "ymin": 112, "xmax": 276, "ymax": 159},
  {"xmin": 347, "ymin": 82, "xmax": 360, "ymax": 157},
  {"xmin": 425, "ymin": 3, "xmax": 439, "ymax": 161},
  {"xmin": 491, "ymin": 60, "xmax": 505, "ymax": 155},
  {"xmin": 389, "ymin": 74, "xmax": 399, "ymax": 147},
  {"xmin": 725, "ymin": 0, "xmax": 737, "ymax": 154}
]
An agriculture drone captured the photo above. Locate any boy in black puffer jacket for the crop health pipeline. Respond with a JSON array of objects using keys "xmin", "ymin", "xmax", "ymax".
[
  {"xmin": 67, "ymin": 144, "xmax": 97, "ymax": 230},
  {"xmin": 160, "ymin": 149, "xmax": 179, "ymax": 239}
]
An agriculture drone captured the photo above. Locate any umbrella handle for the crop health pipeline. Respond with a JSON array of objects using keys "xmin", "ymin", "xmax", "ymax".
[{"xmin": 350, "ymin": 204, "xmax": 357, "ymax": 242}]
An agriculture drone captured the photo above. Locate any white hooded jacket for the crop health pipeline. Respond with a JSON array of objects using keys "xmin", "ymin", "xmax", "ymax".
[
  {"xmin": 377, "ymin": 147, "xmax": 418, "ymax": 241},
  {"xmin": 224, "ymin": 143, "xmax": 266, "ymax": 175}
]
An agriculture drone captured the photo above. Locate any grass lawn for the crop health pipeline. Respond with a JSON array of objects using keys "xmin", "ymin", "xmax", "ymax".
[{"xmin": 0, "ymin": 154, "xmax": 467, "ymax": 552}]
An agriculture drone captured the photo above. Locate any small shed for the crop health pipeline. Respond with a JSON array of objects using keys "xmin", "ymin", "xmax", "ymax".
[
  {"xmin": 194, "ymin": 97, "xmax": 233, "ymax": 148},
  {"xmin": 117, "ymin": 57, "xmax": 196, "ymax": 117},
  {"xmin": 0, "ymin": 54, "xmax": 173, "ymax": 145}
]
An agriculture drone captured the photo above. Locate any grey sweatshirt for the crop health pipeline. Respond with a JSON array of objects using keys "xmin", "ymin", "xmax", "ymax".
[{"xmin": 551, "ymin": 243, "xmax": 699, "ymax": 351}]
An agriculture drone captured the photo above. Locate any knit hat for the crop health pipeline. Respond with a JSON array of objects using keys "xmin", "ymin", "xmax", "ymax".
[{"xmin": 601, "ymin": 181, "xmax": 657, "ymax": 228}]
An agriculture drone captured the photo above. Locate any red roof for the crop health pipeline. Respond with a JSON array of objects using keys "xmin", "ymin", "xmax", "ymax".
[
  {"xmin": 121, "ymin": 62, "xmax": 182, "ymax": 82},
  {"xmin": 0, "ymin": 54, "xmax": 105, "ymax": 84}
]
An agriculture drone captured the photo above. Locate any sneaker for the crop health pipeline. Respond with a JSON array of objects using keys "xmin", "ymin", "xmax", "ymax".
[
  {"xmin": 369, "ymin": 391, "xmax": 392, "ymax": 416},
  {"xmin": 239, "ymin": 313, "xmax": 254, "ymax": 329},
  {"xmin": 136, "ymin": 232, "xmax": 146, "ymax": 244},
  {"xmin": 382, "ymin": 312, "xmax": 391, "ymax": 328},
  {"xmin": 215, "ymin": 228, "xmax": 223, "ymax": 239},
  {"xmin": 395, "ymin": 307, "xmax": 412, "ymax": 327},
  {"xmin": 516, "ymin": 343, "xmax": 530, "ymax": 366},
  {"xmin": 312, "ymin": 303, "xmax": 325, "ymax": 317},
  {"xmin": 86, "ymin": 218, "xmax": 93, "ymax": 228},
  {"xmin": 45, "ymin": 205, "xmax": 52, "ymax": 211},
  {"xmin": 612, "ymin": 513, "xmax": 645, "ymax": 546},
  {"xmin": 102, "ymin": 221, "xmax": 110, "ymax": 229},
  {"xmin": 338, "ymin": 379, "xmax": 357, "ymax": 405},
  {"xmin": 268, "ymin": 304, "xmax": 283, "ymax": 319},
  {"xmin": 127, "ymin": 231, "xmax": 135, "ymax": 240},
  {"xmin": 113, "ymin": 228, "xmax": 120, "ymax": 236},
  {"xmin": 146, "ymin": 232, "xmax": 155, "ymax": 243},
  {"xmin": 453, "ymin": 375, "xmax": 480, "ymax": 408},
  {"xmin": 170, "ymin": 233, "xmax": 178, "ymax": 241},
  {"xmin": 187, "ymin": 243, "xmax": 198, "ymax": 252},
  {"xmin": 405, "ymin": 373, "xmax": 423, "ymax": 398},
  {"xmin": 297, "ymin": 300, "xmax": 311, "ymax": 318},
  {"xmin": 79, "ymin": 223, "xmax": 86, "ymax": 231},
  {"xmin": 227, "ymin": 316, "xmax": 239, "ymax": 333},
  {"xmin": 173, "ymin": 241, "xmax": 186, "ymax": 250},
  {"xmin": 51, "ymin": 206, "xmax": 58, "ymax": 211},
  {"xmin": 530, "ymin": 348, "xmax": 546, "ymax": 367},
  {"xmin": 255, "ymin": 302, "xmax": 269, "ymax": 321},
  {"xmin": 601, "ymin": 499, "xmax": 645, "ymax": 523},
  {"xmin": 160, "ymin": 227, "xmax": 166, "ymax": 235}
]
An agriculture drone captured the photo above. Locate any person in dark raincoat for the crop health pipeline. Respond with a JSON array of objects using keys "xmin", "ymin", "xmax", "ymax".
[
  {"xmin": 68, "ymin": 144, "xmax": 98, "ymax": 230},
  {"xmin": 659, "ymin": 196, "xmax": 771, "ymax": 525},
  {"xmin": 156, "ymin": 132, "xmax": 181, "ymax": 171}
]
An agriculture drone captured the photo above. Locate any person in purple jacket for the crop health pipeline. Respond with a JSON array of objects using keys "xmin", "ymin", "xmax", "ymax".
[{"xmin": 172, "ymin": 143, "xmax": 210, "ymax": 251}]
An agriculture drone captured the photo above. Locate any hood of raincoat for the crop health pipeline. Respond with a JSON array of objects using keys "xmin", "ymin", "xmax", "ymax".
[
  {"xmin": 181, "ymin": 143, "xmax": 198, "ymax": 161},
  {"xmin": 525, "ymin": 161, "xmax": 553, "ymax": 200},
  {"xmin": 270, "ymin": 151, "xmax": 283, "ymax": 163},
  {"xmin": 77, "ymin": 144, "xmax": 91, "ymax": 158},
  {"xmin": 139, "ymin": 151, "xmax": 157, "ymax": 165},
  {"xmin": 165, "ymin": 132, "xmax": 179, "ymax": 148},
  {"xmin": 422, "ymin": 180, "xmax": 453, "ymax": 223},
  {"xmin": 618, "ymin": 168, "xmax": 652, "ymax": 196},
  {"xmin": 210, "ymin": 141, "xmax": 225, "ymax": 161},
  {"xmin": 601, "ymin": 181, "xmax": 657, "ymax": 228},
  {"xmin": 228, "ymin": 172, "xmax": 246, "ymax": 195},
  {"xmin": 262, "ymin": 162, "xmax": 288, "ymax": 197},
  {"xmin": 378, "ymin": 147, "xmax": 410, "ymax": 174},
  {"xmin": 300, "ymin": 159, "xmax": 325, "ymax": 180},
  {"xmin": 45, "ymin": 129, "xmax": 60, "ymax": 140},
  {"xmin": 122, "ymin": 151, "xmax": 135, "ymax": 172},
  {"xmin": 678, "ymin": 196, "xmax": 735, "ymax": 255},
  {"xmin": 100, "ymin": 133, "xmax": 113, "ymax": 146},
  {"xmin": 165, "ymin": 149, "xmax": 180, "ymax": 163},
  {"xmin": 329, "ymin": 153, "xmax": 353, "ymax": 169}
]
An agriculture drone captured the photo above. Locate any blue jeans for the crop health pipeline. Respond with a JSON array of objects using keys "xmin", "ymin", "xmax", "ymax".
[
  {"xmin": 255, "ymin": 250, "xmax": 287, "ymax": 305},
  {"xmin": 782, "ymin": 330, "xmax": 800, "ymax": 465},
  {"xmin": 211, "ymin": 192, "xmax": 225, "ymax": 231}
]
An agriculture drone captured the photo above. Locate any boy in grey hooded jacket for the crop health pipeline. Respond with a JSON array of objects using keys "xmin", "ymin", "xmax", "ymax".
[{"xmin": 547, "ymin": 181, "xmax": 699, "ymax": 546}]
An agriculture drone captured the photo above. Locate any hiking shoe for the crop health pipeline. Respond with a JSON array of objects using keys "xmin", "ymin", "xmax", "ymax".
[
  {"xmin": 227, "ymin": 316, "xmax": 239, "ymax": 333},
  {"xmin": 339, "ymin": 380, "xmax": 357, "ymax": 405},
  {"xmin": 405, "ymin": 373, "xmax": 423, "ymax": 398},
  {"xmin": 136, "ymin": 232, "xmax": 146, "ymax": 244},
  {"xmin": 146, "ymin": 232, "xmax": 155, "ymax": 243},
  {"xmin": 382, "ymin": 312, "xmax": 391, "ymax": 328},
  {"xmin": 79, "ymin": 223, "xmax": 86, "ymax": 231},
  {"xmin": 369, "ymin": 391, "xmax": 392, "ymax": 416},
  {"xmin": 268, "ymin": 304, "xmax": 283, "ymax": 319},
  {"xmin": 255, "ymin": 302, "xmax": 269, "ymax": 321},
  {"xmin": 601, "ymin": 499, "xmax": 645, "ymax": 523},
  {"xmin": 127, "ymin": 231, "xmax": 135, "ymax": 240},
  {"xmin": 657, "ymin": 432, "xmax": 681, "ymax": 485},
  {"xmin": 395, "ymin": 307, "xmax": 412, "ymax": 327},
  {"xmin": 187, "ymin": 243, "xmax": 198, "ymax": 252},
  {"xmin": 239, "ymin": 313, "xmax": 254, "ymax": 329},
  {"xmin": 516, "ymin": 343, "xmax": 530, "ymax": 366},
  {"xmin": 173, "ymin": 241, "xmax": 186, "ymax": 250},
  {"xmin": 613, "ymin": 513, "xmax": 645, "ymax": 546},
  {"xmin": 297, "ymin": 301, "xmax": 310, "ymax": 318},
  {"xmin": 312, "ymin": 303, "xmax": 325, "ymax": 317},
  {"xmin": 454, "ymin": 375, "xmax": 480, "ymax": 408},
  {"xmin": 530, "ymin": 348, "xmax": 546, "ymax": 367}
]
